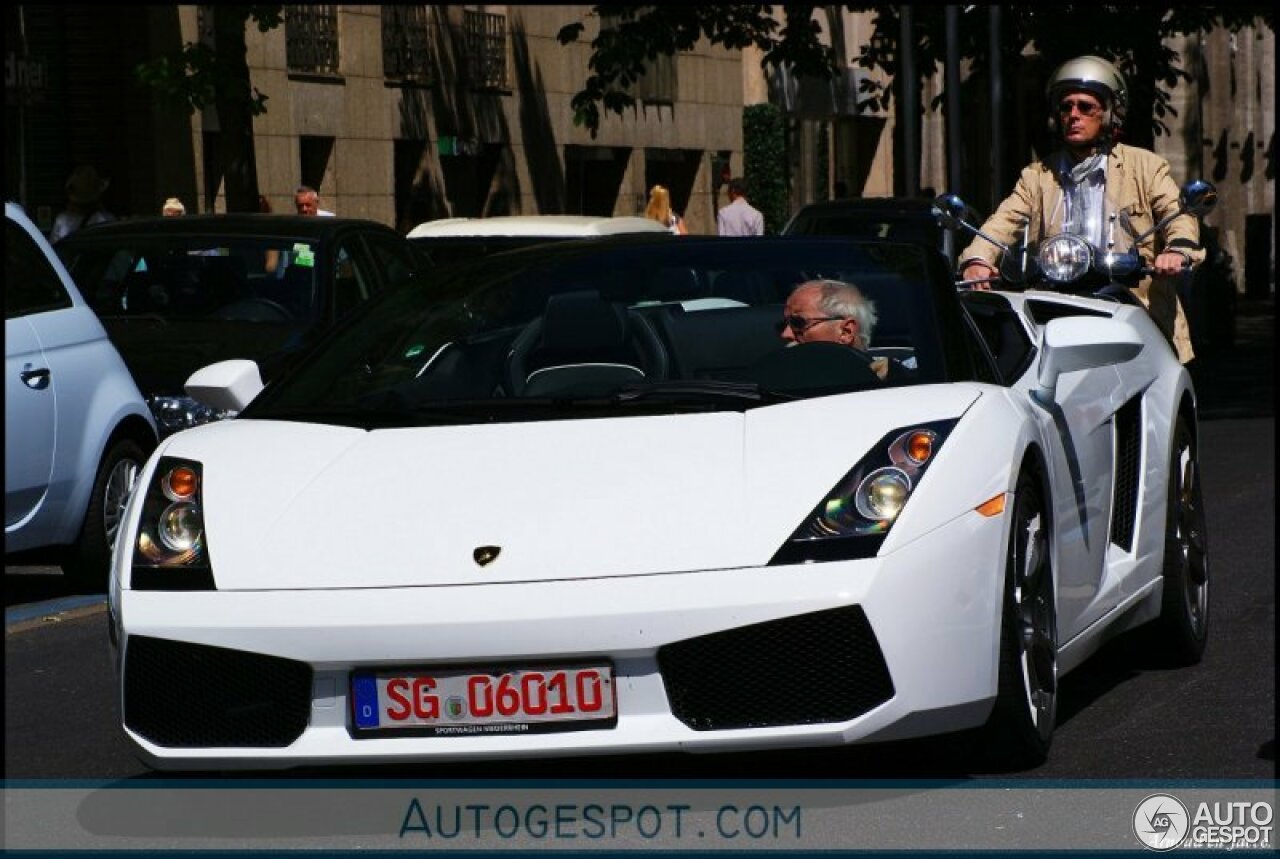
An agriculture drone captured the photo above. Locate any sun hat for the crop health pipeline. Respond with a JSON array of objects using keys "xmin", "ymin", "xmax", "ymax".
[{"xmin": 66, "ymin": 165, "xmax": 109, "ymax": 205}]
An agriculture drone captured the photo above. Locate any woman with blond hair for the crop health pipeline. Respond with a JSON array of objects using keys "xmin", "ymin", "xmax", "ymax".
[{"xmin": 645, "ymin": 184, "xmax": 688, "ymax": 235}]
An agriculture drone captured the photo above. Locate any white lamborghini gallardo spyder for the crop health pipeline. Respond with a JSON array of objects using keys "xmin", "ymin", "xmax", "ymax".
[{"xmin": 110, "ymin": 235, "xmax": 1209, "ymax": 771}]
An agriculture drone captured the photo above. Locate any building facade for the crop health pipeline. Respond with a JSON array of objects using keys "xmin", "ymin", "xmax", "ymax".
[
  {"xmin": 5, "ymin": 5, "xmax": 745, "ymax": 234},
  {"xmin": 5, "ymin": 5, "xmax": 1272, "ymax": 290}
]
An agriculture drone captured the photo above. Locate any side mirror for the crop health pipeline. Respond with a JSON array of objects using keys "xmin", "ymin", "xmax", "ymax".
[
  {"xmin": 1035, "ymin": 316, "xmax": 1143, "ymax": 403},
  {"xmin": 185, "ymin": 359, "xmax": 265, "ymax": 413},
  {"xmin": 931, "ymin": 194, "xmax": 969, "ymax": 230},
  {"xmin": 1131, "ymin": 180, "xmax": 1219, "ymax": 246},
  {"xmin": 932, "ymin": 192, "xmax": 1012, "ymax": 258},
  {"xmin": 1180, "ymin": 180, "xmax": 1218, "ymax": 218}
]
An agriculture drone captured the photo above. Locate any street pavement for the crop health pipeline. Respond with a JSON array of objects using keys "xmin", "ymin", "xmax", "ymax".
[{"xmin": 1187, "ymin": 294, "xmax": 1275, "ymax": 420}]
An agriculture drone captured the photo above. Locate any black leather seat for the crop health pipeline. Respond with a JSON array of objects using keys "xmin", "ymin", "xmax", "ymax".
[{"xmin": 506, "ymin": 290, "xmax": 668, "ymax": 397}]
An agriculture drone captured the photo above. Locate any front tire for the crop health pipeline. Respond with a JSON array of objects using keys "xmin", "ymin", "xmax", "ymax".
[
  {"xmin": 980, "ymin": 470, "xmax": 1057, "ymax": 769},
  {"xmin": 62, "ymin": 438, "xmax": 147, "ymax": 593},
  {"xmin": 1152, "ymin": 417, "xmax": 1209, "ymax": 664}
]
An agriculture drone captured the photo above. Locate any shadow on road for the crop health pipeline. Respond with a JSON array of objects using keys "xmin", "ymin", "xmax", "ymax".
[{"xmin": 1188, "ymin": 296, "xmax": 1274, "ymax": 420}]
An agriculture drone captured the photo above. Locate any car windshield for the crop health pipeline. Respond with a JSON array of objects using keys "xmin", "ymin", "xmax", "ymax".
[
  {"xmin": 785, "ymin": 211, "xmax": 943, "ymax": 246},
  {"xmin": 411, "ymin": 236, "xmax": 567, "ymax": 266},
  {"xmin": 59, "ymin": 237, "xmax": 321, "ymax": 324},
  {"xmin": 245, "ymin": 237, "xmax": 963, "ymax": 428}
]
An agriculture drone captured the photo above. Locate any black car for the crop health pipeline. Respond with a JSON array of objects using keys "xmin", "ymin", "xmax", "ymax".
[
  {"xmin": 56, "ymin": 214, "xmax": 423, "ymax": 434},
  {"xmin": 781, "ymin": 196, "xmax": 979, "ymax": 267}
]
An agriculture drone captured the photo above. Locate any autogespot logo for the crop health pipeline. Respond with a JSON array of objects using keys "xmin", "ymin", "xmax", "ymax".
[{"xmin": 1134, "ymin": 794, "xmax": 1190, "ymax": 851}]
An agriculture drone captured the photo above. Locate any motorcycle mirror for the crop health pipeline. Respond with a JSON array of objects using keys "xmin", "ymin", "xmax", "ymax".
[
  {"xmin": 932, "ymin": 192, "xmax": 1013, "ymax": 258},
  {"xmin": 1131, "ymin": 179, "xmax": 1218, "ymax": 246},
  {"xmin": 1180, "ymin": 180, "xmax": 1218, "ymax": 218},
  {"xmin": 931, "ymin": 194, "xmax": 969, "ymax": 230}
]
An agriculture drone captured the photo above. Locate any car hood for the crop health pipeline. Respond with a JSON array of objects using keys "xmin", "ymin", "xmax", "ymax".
[
  {"xmin": 153, "ymin": 386, "xmax": 983, "ymax": 590},
  {"xmin": 102, "ymin": 318, "xmax": 305, "ymax": 397}
]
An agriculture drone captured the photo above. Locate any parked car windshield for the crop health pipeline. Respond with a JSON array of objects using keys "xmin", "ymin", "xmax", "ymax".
[
  {"xmin": 59, "ymin": 237, "xmax": 321, "ymax": 324},
  {"xmin": 245, "ymin": 237, "xmax": 967, "ymax": 428}
]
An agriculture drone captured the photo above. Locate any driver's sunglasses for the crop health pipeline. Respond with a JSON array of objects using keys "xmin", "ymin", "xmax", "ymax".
[
  {"xmin": 777, "ymin": 315, "xmax": 845, "ymax": 335},
  {"xmin": 1058, "ymin": 98, "xmax": 1102, "ymax": 117}
]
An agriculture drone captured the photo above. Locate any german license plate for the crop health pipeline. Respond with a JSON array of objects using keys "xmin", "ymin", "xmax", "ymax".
[{"xmin": 351, "ymin": 664, "xmax": 616, "ymax": 736}]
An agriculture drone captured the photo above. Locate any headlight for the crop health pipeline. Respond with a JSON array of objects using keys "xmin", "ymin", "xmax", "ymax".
[
  {"xmin": 131, "ymin": 457, "xmax": 215, "ymax": 590},
  {"xmin": 1037, "ymin": 233, "xmax": 1092, "ymax": 284},
  {"xmin": 770, "ymin": 421, "xmax": 957, "ymax": 565},
  {"xmin": 149, "ymin": 395, "xmax": 234, "ymax": 435}
]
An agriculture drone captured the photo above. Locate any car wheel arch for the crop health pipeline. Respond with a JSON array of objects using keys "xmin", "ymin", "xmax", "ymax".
[{"xmin": 59, "ymin": 406, "xmax": 156, "ymax": 540}]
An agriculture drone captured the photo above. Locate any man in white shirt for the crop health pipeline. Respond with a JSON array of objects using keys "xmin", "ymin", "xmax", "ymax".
[
  {"xmin": 50, "ymin": 165, "xmax": 116, "ymax": 243},
  {"xmin": 294, "ymin": 185, "xmax": 335, "ymax": 217},
  {"xmin": 716, "ymin": 177, "xmax": 764, "ymax": 236}
]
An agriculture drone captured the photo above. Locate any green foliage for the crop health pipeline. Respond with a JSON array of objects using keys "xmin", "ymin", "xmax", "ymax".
[
  {"xmin": 851, "ymin": 5, "xmax": 1273, "ymax": 141},
  {"xmin": 557, "ymin": 5, "xmax": 814, "ymax": 138},
  {"xmin": 134, "ymin": 5, "xmax": 281, "ymax": 117},
  {"xmin": 559, "ymin": 5, "xmax": 1273, "ymax": 139},
  {"xmin": 743, "ymin": 103, "xmax": 789, "ymax": 235}
]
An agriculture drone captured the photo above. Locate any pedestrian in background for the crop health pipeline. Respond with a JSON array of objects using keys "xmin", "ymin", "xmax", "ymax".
[
  {"xmin": 644, "ymin": 185, "xmax": 688, "ymax": 235},
  {"xmin": 294, "ymin": 185, "xmax": 335, "ymax": 216},
  {"xmin": 50, "ymin": 165, "xmax": 116, "ymax": 243},
  {"xmin": 717, "ymin": 177, "xmax": 764, "ymax": 237},
  {"xmin": 161, "ymin": 197, "xmax": 186, "ymax": 216}
]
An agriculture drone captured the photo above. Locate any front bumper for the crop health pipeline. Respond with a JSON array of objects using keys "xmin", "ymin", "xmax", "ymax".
[{"xmin": 119, "ymin": 508, "xmax": 1007, "ymax": 770}]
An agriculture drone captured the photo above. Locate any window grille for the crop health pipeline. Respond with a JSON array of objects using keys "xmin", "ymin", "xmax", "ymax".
[
  {"xmin": 598, "ymin": 11, "xmax": 677, "ymax": 105},
  {"xmin": 286, "ymin": 5, "xmax": 339, "ymax": 76},
  {"xmin": 464, "ymin": 10, "xmax": 507, "ymax": 90},
  {"xmin": 196, "ymin": 5, "xmax": 216, "ymax": 49},
  {"xmin": 382, "ymin": 6, "xmax": 431, "ymax": 82},
  {"xmin": 635, "ymin": 52, "xmax": 677, "ymax": 105}
]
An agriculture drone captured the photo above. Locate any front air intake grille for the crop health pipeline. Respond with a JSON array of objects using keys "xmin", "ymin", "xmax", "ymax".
[
  {"xmin": 658, "ymin": 605, "xmax": 894, "ymax": 731},
  {"xmin": 124, "ymin": 636, "xmax": 312, "ymax": 748},
  {"xmin": 1110, "ymin": 396, "xmax": 1142, "ymax": 551}
]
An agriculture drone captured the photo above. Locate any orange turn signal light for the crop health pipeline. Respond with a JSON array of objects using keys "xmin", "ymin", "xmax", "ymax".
[
  {"xmin": 906, "ymin": 431, "xmax": 934, "ymax": 464},
  {"xmin": 165, "ymin": 466, "xmax": 199, "ymax": 500},
  {"xmin": 975, "ymin": 494, "xmax": 1006, "ymax": 517}
]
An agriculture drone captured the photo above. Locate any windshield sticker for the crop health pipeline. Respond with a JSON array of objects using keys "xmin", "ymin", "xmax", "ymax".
[{"xmin": 293, "ymin": 243, "xmax": 316, "ymax": 268}]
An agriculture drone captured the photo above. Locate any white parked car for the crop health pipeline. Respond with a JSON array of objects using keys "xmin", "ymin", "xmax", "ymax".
[
  {"xmin": 408, "ymin": 214, "xmax": 671, "ymax": 265},
  {"xmin": 111, "ymin": 235, "xmax": 1207, "ymax": 771},
  {"xmin": 5, "ymin": 202, "xmax": 156, "ymax": 590}
]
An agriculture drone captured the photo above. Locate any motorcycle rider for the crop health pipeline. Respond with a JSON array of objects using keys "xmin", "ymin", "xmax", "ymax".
[{"xmin": 958, "ymin": 55, "xmax": 1202, "ymax": 363}]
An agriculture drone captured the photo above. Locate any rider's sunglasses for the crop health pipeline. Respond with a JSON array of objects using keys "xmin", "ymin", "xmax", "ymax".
[
  {"xmin": 1058, "ymin": 98, "xmax": 1102, "ymax": 117},
  {"xmin": 777, "ymin": 315, "xmax": 845, "ymax": 335}
]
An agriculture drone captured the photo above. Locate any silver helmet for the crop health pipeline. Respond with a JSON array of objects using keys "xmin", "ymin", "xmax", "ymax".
[{"xmin": 1046, "ymin": 55, "xmax": 1128, "ymax": 132}]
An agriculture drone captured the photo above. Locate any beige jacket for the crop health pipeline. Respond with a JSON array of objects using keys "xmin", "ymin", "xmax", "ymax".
[{"xmin": 959, "ymin": 143, "xmax": 1203, "ymax": 362}]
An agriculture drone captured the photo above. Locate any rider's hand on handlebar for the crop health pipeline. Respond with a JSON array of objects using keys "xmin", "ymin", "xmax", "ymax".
[
  {"xmin": 960, "ymin": 261, "xmax": 999, "ymax": 290},
  {"xmin": 1152, "ymin": 250, "xmax": 1191, "ymax": 277}
]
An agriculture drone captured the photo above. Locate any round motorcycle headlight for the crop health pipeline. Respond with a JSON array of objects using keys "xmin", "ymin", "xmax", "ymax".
[
  {"xmin": 1038, "ymin": 233, "xmax": 1092, "ymax": 284},
  {"xmin": 158, "ymin": 502, "xmax": 204, "ymax": 553},
  {"xmin": 854, "ymin": 467, "xmax": 912, "ymax": 521}
]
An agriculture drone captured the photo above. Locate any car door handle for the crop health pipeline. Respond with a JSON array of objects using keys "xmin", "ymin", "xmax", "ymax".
[{"xmin": 20, "ymin": 366, "xmax": 51, "ymax": 390}]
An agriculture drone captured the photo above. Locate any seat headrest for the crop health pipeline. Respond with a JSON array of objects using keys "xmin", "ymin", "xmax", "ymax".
[{"xmin": 540, "ymin": 290, "xmax": 629, "ymax": 353}]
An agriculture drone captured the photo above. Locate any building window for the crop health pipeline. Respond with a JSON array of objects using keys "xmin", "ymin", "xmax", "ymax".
[
  {"xmin": 598, "ymin": 11, "xmax": 677, "ymax": 106},
  {"xmin": 299, "ymin": 135, "xmax": 335, "ymax": 196},
  {"xmin": 382, "ymin": 6, "xmax": 431, "ymax": 83},
  {"xmin": 196, "ymin": 5, "xmax": 216, "ymax": 48},
  {"xmin": 464, "ymin": 10, "xmax": 507, "ymax": 90},
  {"xmin": 286, "ymin": 5, "xmax": 339, "ymax": 76},
  {"xmin": 635, "ymin": 52, "xmax": 677, "ymax": 106}
]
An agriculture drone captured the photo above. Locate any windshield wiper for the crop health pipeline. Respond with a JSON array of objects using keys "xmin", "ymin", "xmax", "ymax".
[
  {"xmin": 251, "ymin": 403, "xmax": 486, "ymax": 428},
  {"xmin": 100, "ymin": 312, "xmax": 169, "ymax": 326},
  {"xmin": 612, "ymin": 379, "xmax": 782, "ymax": 403}
]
